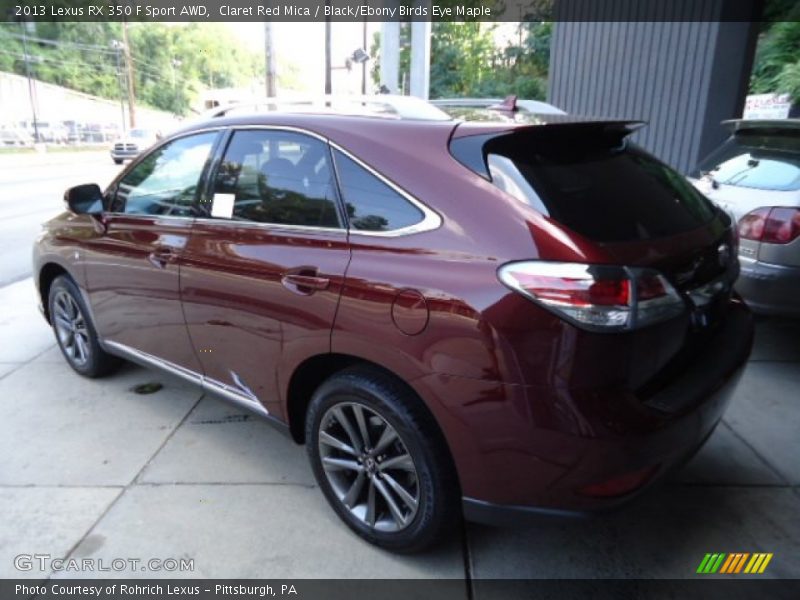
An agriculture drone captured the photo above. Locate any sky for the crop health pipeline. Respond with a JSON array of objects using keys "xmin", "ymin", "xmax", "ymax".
[{"xmin": 225, "ymin": 22, "xmax": 381, "ymax": 95}]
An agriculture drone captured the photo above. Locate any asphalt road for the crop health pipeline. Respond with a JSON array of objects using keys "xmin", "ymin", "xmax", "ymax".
[{"xmin": 0, "ymin": 151, "xmax": 123, "ymax": 287}]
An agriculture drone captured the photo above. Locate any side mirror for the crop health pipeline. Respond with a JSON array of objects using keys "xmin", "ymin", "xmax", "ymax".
[{"xmin": 64, "ymin": 184, "xmax": 104, "ymax": 215}]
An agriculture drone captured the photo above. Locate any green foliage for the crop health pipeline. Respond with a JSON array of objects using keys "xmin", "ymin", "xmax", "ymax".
[
  {"xmin": 371, "ymin": 22, "xmax": 550, "ymax": 100},
  {"xmin": 0, "ymin": 22, "xmax": 260, "ymax": 115},
  {"xmin": 750, "ymin": 20, "xmax": 800, "ymax": 102}
]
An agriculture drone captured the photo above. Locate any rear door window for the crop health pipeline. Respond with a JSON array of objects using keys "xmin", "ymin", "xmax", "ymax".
[
  {"xmin": 212, "ymin": 130, "xmax": 341, "ymax": 228},
  {"xmin": 693, "ymin": 132, "xmax": 800, "ymax": 191},
  {"xmin": 474, "ymin": 129, "xmax": 716, "ymax": 242}
]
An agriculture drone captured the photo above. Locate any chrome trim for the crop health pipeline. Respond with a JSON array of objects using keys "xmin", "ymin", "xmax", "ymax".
[
  {"xmin": 192, "ymin": 217, "xmax": 347, "ymax": 236},
  {"xmin": 103, "ymin": 340, "xmax": 270, "ymax": 419},
  {"xmin": 203, "ymin": 377, "xmax": 270, "ymax": 418},
  {"xmin": 328, "ymin": 140, "xmax": 443, "ymax": 237}
]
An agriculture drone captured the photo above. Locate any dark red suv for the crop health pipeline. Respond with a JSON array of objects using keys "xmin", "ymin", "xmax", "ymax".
[{"xmin": 33, "ymin": 103, "xmax": 753, "ymax": 552}]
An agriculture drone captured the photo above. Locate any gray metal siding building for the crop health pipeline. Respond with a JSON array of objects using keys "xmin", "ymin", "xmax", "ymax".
[{"xmin": 548, "ymin": 1, "xmax": 760, "ymax": 173}]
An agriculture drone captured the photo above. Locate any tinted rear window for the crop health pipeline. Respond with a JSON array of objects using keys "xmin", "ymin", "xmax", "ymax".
[
  {"xmin": 693, "ymin": 132, "xmax": 800, "ymax": 192},
  {"xmin": 480, "ymin": 130, "xmax": 716, "ymax": 242}
]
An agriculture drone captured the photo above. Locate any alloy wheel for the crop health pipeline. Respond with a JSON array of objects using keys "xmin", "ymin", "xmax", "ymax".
[
  {"xmin": 53, "ymin": 290, "xmax": 91, "ymax": 367},
  {"xmin": 318, "ymin": 401, "xmax": 420, "ymax": 532}
]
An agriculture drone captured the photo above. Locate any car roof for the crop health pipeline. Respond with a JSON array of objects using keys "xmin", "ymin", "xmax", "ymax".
[
  {"xmin": 723, "ymin": 118, "xmax": 800, "ymax": 134},
  {"xmin": 431, "ymin": 97, "xmax": 566, "ymax": 116}
]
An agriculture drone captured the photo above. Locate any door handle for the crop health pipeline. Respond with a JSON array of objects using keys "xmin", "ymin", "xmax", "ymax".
[
  {"xmin": 281, "ymin": 268, "xmax": 330, "ymax": 295},
  {"xmin": 148, "ymin": 247, "xmax": 176, "ymax": 269}
]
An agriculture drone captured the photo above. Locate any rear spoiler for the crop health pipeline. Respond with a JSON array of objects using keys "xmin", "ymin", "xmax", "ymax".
[{"xmin": 450, "ymin": 119, "xmax": 646, "ymax": 179}]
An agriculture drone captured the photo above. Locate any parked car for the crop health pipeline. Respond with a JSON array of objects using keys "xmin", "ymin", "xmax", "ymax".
[
  {"xmin": 0, "ymin": 125, "xmax": 33, "ymax": 147},
  {"xmin": 34, "ymin": 100, "xmax": 753, "ymax": 552},
  {"xmin": 689, "ymin": 119, "xmax": 800, "ymax": 317},
  {"xmin": 431, "ymin": 96, "xmax": 566, "ymax": 122},
  {"xmin": 18, "ymin": 120, "xmax": 68, "ymax": 144},
  {"xmin": 109, "ymin": 127, "xmax": 160, "ymax": 164}
]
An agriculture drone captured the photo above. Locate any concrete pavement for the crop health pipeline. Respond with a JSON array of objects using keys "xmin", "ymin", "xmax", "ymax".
[{"xmin": 0, "ymin": 276, "xmax": 798, "ymax": 585}]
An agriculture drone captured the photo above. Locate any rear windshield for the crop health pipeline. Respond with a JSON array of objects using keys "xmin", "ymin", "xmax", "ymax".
[
  {"xmin": 692, "ymin": 131, "xmax": 800, "ymax": 192},
  {"xmin": 482, "ymin": 130, "xmax": 716, "ymax": 242}
]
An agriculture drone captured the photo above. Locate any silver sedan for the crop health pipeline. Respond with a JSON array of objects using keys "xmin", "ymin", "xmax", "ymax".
[{"xmin": 690, "ymin": 119, "xmax": 800, "ymax": 317}]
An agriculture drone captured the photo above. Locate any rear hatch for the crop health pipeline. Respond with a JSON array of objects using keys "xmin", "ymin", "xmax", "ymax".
[
  {"xmin": 451, "ymin": 120, "xmax": 737, "ymax": 298},
  {"xmin": 452, "ymin": 120, "xmax": 743, "ymax": 399}
]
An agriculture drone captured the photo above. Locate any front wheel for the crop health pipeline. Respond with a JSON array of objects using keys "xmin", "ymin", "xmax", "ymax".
[
  {"xmin": 48, "ymin": 275, "xmax": 121, "ymax": 378},
  {"xmin": 112, "ymin": 158, "xmax": 123, "ymax": 165},
  {"xmin": 305, "ymin": 367, "xmax": 459, "ymax": 552}
]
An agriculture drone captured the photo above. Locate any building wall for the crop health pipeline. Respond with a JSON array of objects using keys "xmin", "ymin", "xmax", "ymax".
[{"xmin": 548, "ymin": 2, "xmax": 759, "ymax": 173}]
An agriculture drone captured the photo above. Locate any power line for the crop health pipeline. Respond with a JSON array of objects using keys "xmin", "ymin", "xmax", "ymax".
[{"xmin": 1, "ymin": 31, "xmax": 119, "ymax": 55}]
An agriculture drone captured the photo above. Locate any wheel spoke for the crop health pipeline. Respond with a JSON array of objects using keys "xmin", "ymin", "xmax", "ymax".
[
  {"xmin": 342, "ymin": 471, "xmax": 366, "ymax": 508},
  {"xmin": 352, "ymin": 405, "xmax": 371, "ymax": 450},
  {"xmin": 66, "ymin": 297, "xmax": 78, "ymax": 319},
  {"xmin": 378, "ymin": 453, "xmax": 415, "ymax": 472},
  {"xmin": 373, "ymin": 476, "xmax": 408, "ymax": 527},
  {"xmin": 382, "ymin": 472, "xmax": 418, "ymax": 511},
  {"xmin": 322, "ymin": 456, "xmax": 362, "ymax": 472},
  {"xmin": 366, "ymin": 480, "xmax": 376, "ymax": 528},
  {"xmin": 54, "ymin": 314, "xmax": 72, "ymax": 331},
  {"xmin": 372, "ymin": 423, "xmax": 398, "ymax": 455},
  {"xmin": 332, "ymin": 406, "xmax": 363, "ymax": 453},
  {"xmin": 74, "ymin": 334, "xmax": 87, "ymax": 363},
  {"xmin": 319, "ymin": 431, "xmax": 357, "ymax": 456}
]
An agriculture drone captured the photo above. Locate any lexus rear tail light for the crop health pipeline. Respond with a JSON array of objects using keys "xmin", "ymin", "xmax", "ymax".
[
  {"xmin": 738, "ymin": 207, "xmax": 800, "ymax": 244},
  {"xmin": 498, "ymin": 262, "xmax": 685, "ymax": 331}
]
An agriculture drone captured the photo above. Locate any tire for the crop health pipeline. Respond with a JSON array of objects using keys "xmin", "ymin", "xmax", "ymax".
[
  {"xmin": 48, "ymin": 275, "xmax": 121, "ymax": 378},
  {"xmin": 113, "ymin": 158, "xmax": 123, "ymax": 165},
  {"xmin": 305, "ymin": 366, "xmax": 459, "ymax": 552}
]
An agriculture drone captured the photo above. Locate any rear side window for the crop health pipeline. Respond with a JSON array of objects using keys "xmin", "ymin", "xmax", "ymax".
[
  {"xmin": 475, "ymin": 129, "xmax": 715, "ymax": 242},
  {"xmin": 213, "ymin": 130, "xmax": 340, "ymax": 228},
  {"xmin": 694, "ymin": 132, "xmax": 800, "ymax": 191},
  {"xmin": 332, "ymin": 149, "xmax": 423, "ymax": 232}
]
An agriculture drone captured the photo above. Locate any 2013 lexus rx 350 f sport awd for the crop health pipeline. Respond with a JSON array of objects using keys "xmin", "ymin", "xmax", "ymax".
[{"xmin": 33, "ymin": 99, "xmax": 753, "ymax": 552}]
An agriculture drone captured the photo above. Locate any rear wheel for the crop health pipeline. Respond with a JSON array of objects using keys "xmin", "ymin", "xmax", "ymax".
[
  {"xmin": 305, "ymin": 366, "xmax": 459, "ymax": 552},
  {"xmin": 48, "ymin": 275, "xmax": 121, "ymax": 378}
]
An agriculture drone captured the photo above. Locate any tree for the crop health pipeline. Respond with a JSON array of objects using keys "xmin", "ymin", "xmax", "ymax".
[
  {"xmin": 370, "ymin": 22, "xmax": 551, "ymax": 100},
  {"xmin": 0, "ymin": 22, "xmax": 262, "ymax": 115}
]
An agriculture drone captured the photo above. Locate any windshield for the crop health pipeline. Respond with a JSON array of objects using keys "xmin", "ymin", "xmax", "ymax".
[
  {"xmin": 693, "ymin": 132, "xmax": 800, "ymax": 191},
  {"xmin": 130, "ymin": 129, "xmax": 152, "ymax": 139}
]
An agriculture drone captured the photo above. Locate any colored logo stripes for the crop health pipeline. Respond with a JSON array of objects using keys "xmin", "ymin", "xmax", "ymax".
[{"xmin": 697, "ymin": 552, "xmax": 773, "ymax": 574}]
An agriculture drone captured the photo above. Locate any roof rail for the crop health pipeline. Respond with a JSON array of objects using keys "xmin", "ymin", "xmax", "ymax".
[{"xmin": 202, "ymin": 94, "xmax": 452, "ymax": 122}]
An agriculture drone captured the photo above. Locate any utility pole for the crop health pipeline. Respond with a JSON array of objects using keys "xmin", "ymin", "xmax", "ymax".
[
  {"xmin": 264, "ymin": 22, "xmax": 277, "ymax": 97},
  {"xmin": 121, "ymin": 20, "xmax": 136, "ymax": 128},
  {"xmin": 18, "ymin": 22, "xmax": 39, "ymax": 142},
  {"xmin": 111, "ymin": 40, "xmax": 127, "ymax": 134},
  {"xmin": 324, "ymin": 1, "xmax": 332, "ymax": 95},
  {"xmin": 171, "ymin": 59, "xmax": 182, "ymax": 114},
  {"xmin": 361, "ymin": 19, "xmax": 368, "ymax": 95}
]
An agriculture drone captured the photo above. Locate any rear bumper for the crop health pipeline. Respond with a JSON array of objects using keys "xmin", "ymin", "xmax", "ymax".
[
  {"xmin": 418, "ymin": 301, "xmax": 753, "ymax": 521},
  {"xmin": 736, "ymin": 257, "xmax": 800, "ymax": 318}
]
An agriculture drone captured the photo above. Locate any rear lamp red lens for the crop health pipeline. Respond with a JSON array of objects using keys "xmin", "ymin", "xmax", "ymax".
[
  {"xmin": 739, "ymin": 207, "xmax": 800, "ymax": 244},
  {"xmin": 577, "ymin": 465, "xmax": 660, "ymax": 498}
]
